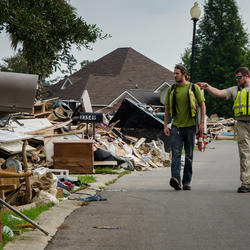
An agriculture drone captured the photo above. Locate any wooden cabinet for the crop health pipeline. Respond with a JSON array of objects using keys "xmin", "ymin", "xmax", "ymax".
[{"xmin": 53, "ymin": 139, "xmax": 94, "ymax": 174}]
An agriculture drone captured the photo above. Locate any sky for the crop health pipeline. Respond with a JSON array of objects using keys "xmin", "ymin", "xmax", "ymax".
[{"xmin": 0, "ymin": 0, "xmax": 250, "ymax": 80}]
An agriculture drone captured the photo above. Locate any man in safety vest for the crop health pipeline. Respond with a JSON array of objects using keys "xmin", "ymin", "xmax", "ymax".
[
  {"xmin": 199, "ymin": 67, "xmax": 250, "ymax": 193},
  {"xmin": 164, "ymin": 64, "xmax": 206, "ymax": 191}
]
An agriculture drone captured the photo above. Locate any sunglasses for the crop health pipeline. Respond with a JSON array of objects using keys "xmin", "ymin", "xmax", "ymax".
[{"xmin": 235, "ymin": 75, "xmax": 243, "ymax": 80}]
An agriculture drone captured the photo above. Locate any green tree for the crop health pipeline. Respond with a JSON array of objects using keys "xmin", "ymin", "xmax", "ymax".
[
  {"xmin": 60, "ymin": 54, "xmax": 78, "ymax": 75},
  {"xmin": 0, "ymin": 49, "xmax": 28, "ymax": 73},
  {"xmin": 80, "ymin": 59, "xmax": 95, "ymax": 69},
  {"xmin": 180, "ymin": 48, "xmax": 191, "ymax": 74},
  {"xmin": 181, "ymin": 0, "xmax": 249, "ymax": 117},
  {"xmin": 242, "ymin": 49, "xmax": 250, "ymax": 69},
  {"xmin": 0, "ymin": 0, "xmax": 108, "ymax": 79}
]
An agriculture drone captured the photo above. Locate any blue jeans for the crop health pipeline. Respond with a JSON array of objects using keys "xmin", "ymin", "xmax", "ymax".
[{"xmin": 170, "ymin": 125, "xmax": 196, "ymax": 185}]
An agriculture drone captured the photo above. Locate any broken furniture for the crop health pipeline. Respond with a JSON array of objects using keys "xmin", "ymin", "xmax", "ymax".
[
  {"xmin": 53, "ymin": 139, "xmax": 94, "ymax": 174},
  {"xmin": 0, "ymin": 168, "xmax": 32, "ymax": 200},
  {"xmin": 32, "ymin": 98, "xmax": 58, "ymax": 118}
]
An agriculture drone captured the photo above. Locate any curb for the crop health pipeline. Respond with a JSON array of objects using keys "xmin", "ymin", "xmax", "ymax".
[{"xmin": 4, "ymin": 174, "xmax": 119, "ymax": 250}]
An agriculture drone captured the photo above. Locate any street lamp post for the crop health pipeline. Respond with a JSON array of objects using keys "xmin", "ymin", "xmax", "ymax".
[{"xmin": 190, "ymin": 2, "xmax": 201, "ymax": 83}]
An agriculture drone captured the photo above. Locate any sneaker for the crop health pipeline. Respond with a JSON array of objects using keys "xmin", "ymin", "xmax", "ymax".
[
  {"xmin": 237, "ymin": 186, "xmax": 250, "ymax": 193},
  {"xmin": 183, "ymin": 184, "xmax": 191, "ymax": 190},
  {"xmin": 169, "ymin": 177, "xmax": 181, "ymax": 190}
]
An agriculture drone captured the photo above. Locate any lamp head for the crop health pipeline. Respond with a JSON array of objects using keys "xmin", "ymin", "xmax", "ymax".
[{"xmin": 190, "ymin": 2, "xmax": 201, "ymax": 20}]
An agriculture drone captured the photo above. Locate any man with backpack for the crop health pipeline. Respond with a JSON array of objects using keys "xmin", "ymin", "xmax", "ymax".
[{"xmin": 164, "ymin": 64, "xmax": 206, "ymax": 191}]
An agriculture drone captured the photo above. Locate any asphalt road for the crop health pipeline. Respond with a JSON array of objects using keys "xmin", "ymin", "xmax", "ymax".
[{"xmin": 45, "ymin": 140, "xmax": 250, "ymax": 250}]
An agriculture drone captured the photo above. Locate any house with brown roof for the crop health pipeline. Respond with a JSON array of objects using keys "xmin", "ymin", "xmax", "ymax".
[{"xmin": 47, "ymin": 47, "xmax": 174, "ymax": 112}]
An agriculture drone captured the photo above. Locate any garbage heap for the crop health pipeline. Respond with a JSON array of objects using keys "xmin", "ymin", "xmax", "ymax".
[
  {"xmin": 206, "ymin": 114, "xmax": 236, "ymax": 141},
  {"xmin": 0, "ymin": 98, "xmax": 171, "ymax": 207}
]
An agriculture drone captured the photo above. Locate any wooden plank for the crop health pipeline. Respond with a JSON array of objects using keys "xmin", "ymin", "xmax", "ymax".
[
  {"xmin": 134, "ymin": 137, "xmax": 146, "ymax": 149},
  {"xmin": 94, "ymin": 161, "xmax": 118, "ymax": 166},
  {"xmin": 0, "ymin": 130, "xmax": 32, "ymax": 143},
  {"xmin": 0, "ymin": 184, "xmax": 16, "ymax": 191},
  {"xmin": 33, "ymin": 112, "xmax": 52, "ymax": 118},
  {"xmin": 26, "ymin": 120, "xmax": 71, "ymax": 135},
  {"xmin": 0, "ymin": 141, "xmax": 36, "ymax": 155},
  {"xmin": 22, "ymin": 140, "xmax": 32, "ymax": 203}
]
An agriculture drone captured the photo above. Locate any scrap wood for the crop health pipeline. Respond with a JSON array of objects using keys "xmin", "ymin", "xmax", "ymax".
[
  {"xmin": 0, "ymin": 140, "xmax": 36, "ymax": 155},
  {"xmin": 130, "ymin": 155, "xmax": 149, "ymax": 170},
  {"xmin": 22, "ymin": 140, "xmax": 32, "ymax": 203},
  {"xmin": 132, "ymin": 147, "xmax": 150, "ymax": 168},
  {"xmin": 0, "ymin": 170, "xmax": 32, "ymax": 178},
  {"xmin": 152, "ymin": 140, "xmax": 159, "ymax": 149},
  {"xmin": 70, "ymin": 184, "xmax": 90, "ymax": 194},
  {"xmin": 33, "ymin": 98, "xmax": 58, "ymax": 110},
  {"xmin": 94, "ymin": 127, "xmax": 109, "ymax": 135},
  {"xmin": 109, "ymin": 128, "xmax": 131, "ymax": 144},
  {"xmin": 206, "ymin": 117, "xmax": 236, "ymax": 140},
  {"xmin": 93, "ymin": 161, "xmax": 118, "ymax": 166},
  {"xmin": 42, "ymin": 129, "xmax": 84, "ymax": 138},
  {"xmin": 0, "ymin": 130, "xmax": 32, "ymax": 143},
  {"xmin": 25, "ymin": 120, "xmax": 72, "ymax": 135},
  {"xmin": 0, "ymin": 184, "xmax": 16, "ymax": 191},
  {"xmin": 147, "ymin": 159, "xmax": 159, "ymax": 168},
  {"xmin": 106, "ymin": 120, "xmax": 120, "ymax": 131},
  {"xmin": 17, "ymin": 223, "xmax": 36, "ymax": 229},
  {"xmin": 123, "ymin": 135, "xmax": 138, "ymax": 143},
  {"xmin": 134, "ymin": 137, "xmax": 146, "ymax": 149},
  {"xmin": 33, "ymin": 112, "xmax": 52, "ymax": 119}
]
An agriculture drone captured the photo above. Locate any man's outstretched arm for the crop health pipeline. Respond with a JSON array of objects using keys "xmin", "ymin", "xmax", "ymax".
[{"xmin": 198, "ymin": 82, "xmax": 226, "ymax": 98}]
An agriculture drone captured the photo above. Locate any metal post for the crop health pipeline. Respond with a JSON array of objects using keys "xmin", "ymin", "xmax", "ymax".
[
  {"xmin": 190, "ymin": 18, "xmax": 198, "ymax": 83},
  {"xmin": 0, "ymin": 198, "xmax": 49, "ymax": 236},
  {"xmin": 92, "ymin": 123, "xmax": 96, "ymax": 139},
  {"xmin": 85, "ymin": 122, "xmax": 89, "ymax": 139}
]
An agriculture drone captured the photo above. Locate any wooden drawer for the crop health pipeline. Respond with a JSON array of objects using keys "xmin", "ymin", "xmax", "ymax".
[{"xmin": 53, "ymin": 139, "xmax": 94, "ymax": 174}]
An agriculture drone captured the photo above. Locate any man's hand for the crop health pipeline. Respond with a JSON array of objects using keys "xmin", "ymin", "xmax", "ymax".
[
  {"xmin": 164, "ymin": 126, "xmax": 170, "ymax": 136},
  {"xmin": 197, "ymin": 82, "xmax": 209, "ymax": 90},
  {"xmin": 199, "ymin": 122, "xmax": 204, "ymax": 133}
]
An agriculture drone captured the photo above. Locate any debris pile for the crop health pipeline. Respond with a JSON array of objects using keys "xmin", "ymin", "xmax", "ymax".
[
  {"xmin": 206, "ymin": 114, "xmax": 236, "ymax": 140},
  {"xmin": 0, "ymin": 98, "xmax": 171, "ymax": 208}
]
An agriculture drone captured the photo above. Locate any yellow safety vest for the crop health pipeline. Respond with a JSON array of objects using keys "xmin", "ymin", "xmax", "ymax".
[
  {"xmin": 169, "ymin": 83, "xmax": 198, "ymax": 118},
  {"xmin": 233, "ymin": 87, "xmax": 250, "ymax": 117}
]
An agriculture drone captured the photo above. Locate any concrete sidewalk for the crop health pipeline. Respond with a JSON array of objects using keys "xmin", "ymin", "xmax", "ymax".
[{"xmin": 4, "ymin": 174, "xmax": 120, "ymax": 250}]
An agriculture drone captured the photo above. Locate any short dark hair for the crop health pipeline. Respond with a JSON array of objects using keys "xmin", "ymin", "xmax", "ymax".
[
  {"xmin": 175, "ymin": 64, "xmax": 190, "ymax": 80},
  {"xmin": 175, "ymin": 64, "xmax": 187, "ymax": 75},
  {"xmin": 235, "ymin": 67, "xmax": 249, "ymax": 76}
]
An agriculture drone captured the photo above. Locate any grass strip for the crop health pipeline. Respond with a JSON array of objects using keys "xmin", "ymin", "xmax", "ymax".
[{"xmin": 0, "ymin": 203, "xmax": 53, "ymax": 249}]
